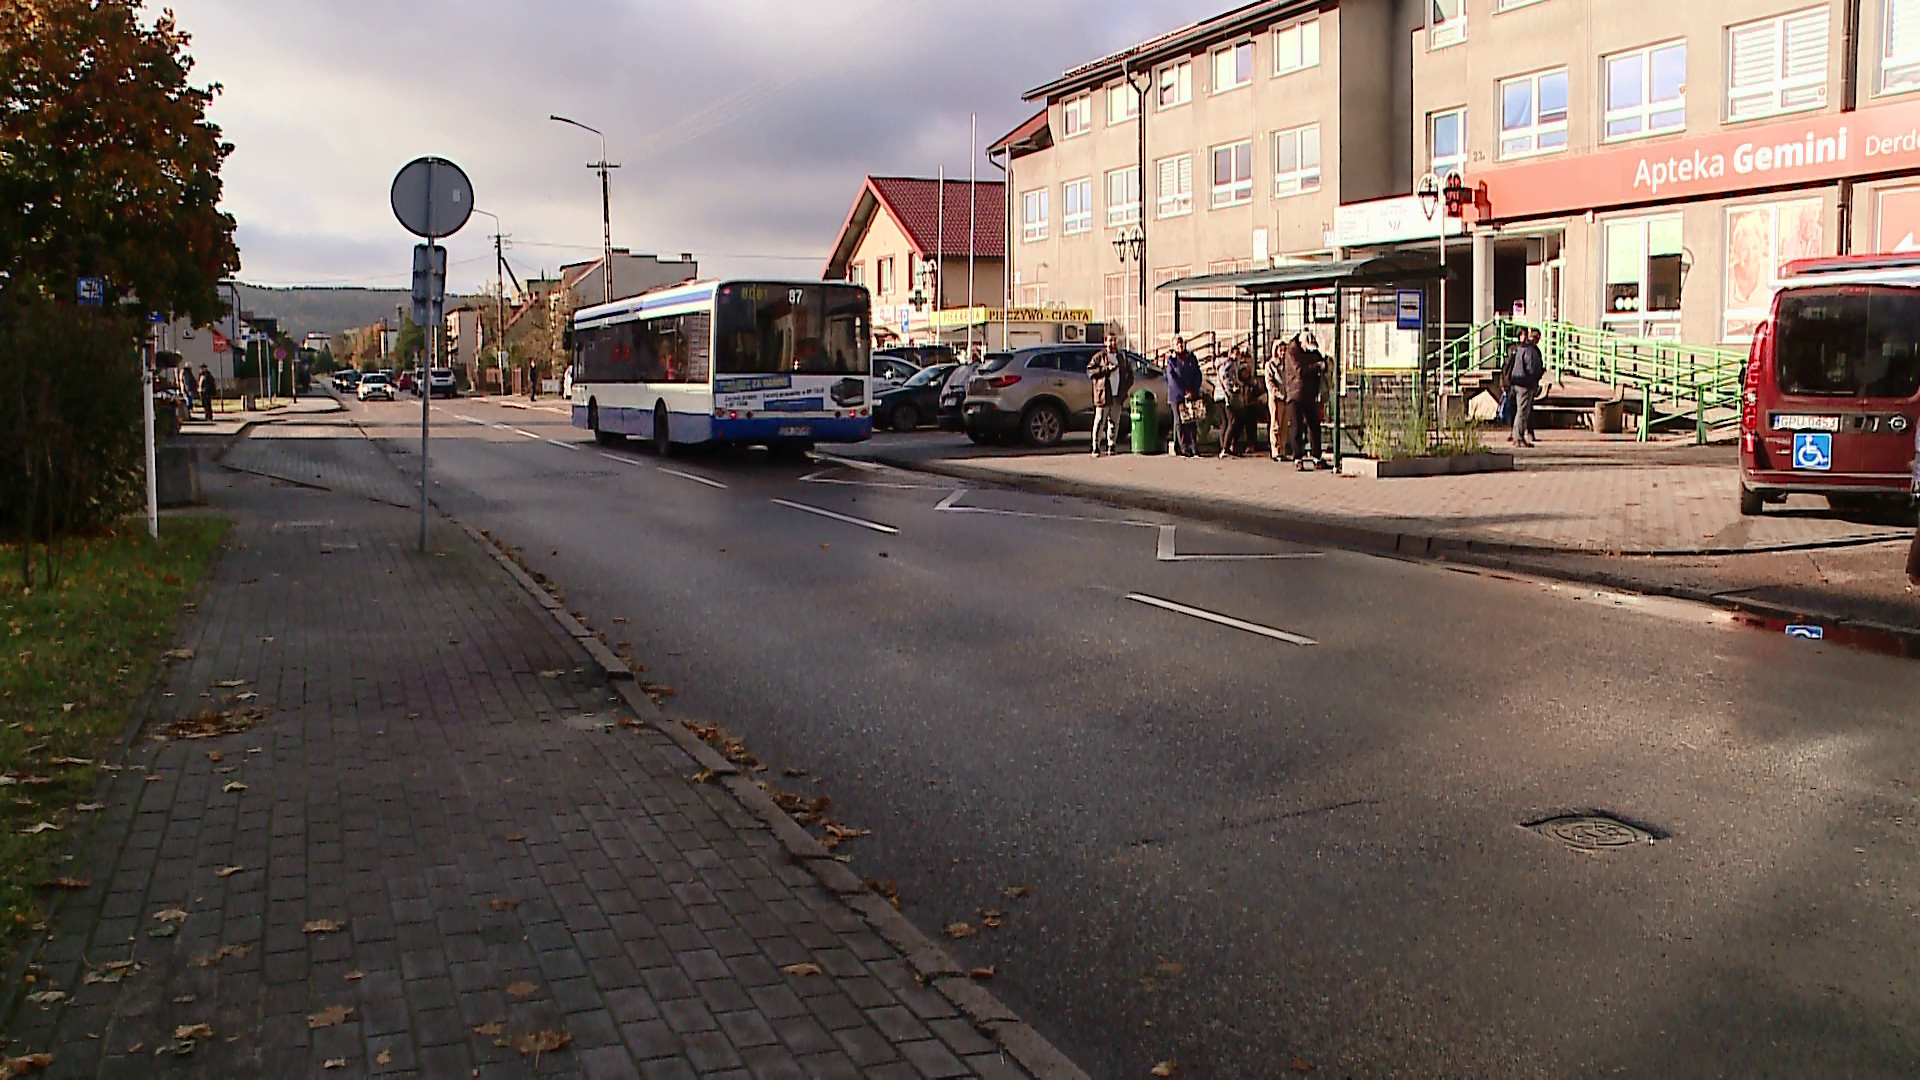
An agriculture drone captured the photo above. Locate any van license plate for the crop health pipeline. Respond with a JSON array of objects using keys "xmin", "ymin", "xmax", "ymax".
[
  {"xmin": 1772, "ymin": 414, "xmax": 1840, "ymax": 432},
  {"xmin": 778, "ymin": 426, "xmax": 808, "ymax": 437}
]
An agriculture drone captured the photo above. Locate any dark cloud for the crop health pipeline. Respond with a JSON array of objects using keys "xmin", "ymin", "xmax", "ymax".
[{"xmin": 168, "ymin": 0, "xmax": 1224, "ymax": 289}]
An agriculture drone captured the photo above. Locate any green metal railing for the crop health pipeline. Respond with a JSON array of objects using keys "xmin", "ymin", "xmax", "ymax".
[{"xmin": 1435, "ymin": 318, "xmax": 1747, "ymax": 443}]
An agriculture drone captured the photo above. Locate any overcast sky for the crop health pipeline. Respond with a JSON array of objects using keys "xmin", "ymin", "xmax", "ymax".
[{"xmin": 166, "ymin": 0, "xmax": 1227, "ymax": 293}]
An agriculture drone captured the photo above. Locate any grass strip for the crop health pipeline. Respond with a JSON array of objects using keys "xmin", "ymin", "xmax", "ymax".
[{"xmin": 0, "ymin": 518, "xmax": 229, "ymax": 957}]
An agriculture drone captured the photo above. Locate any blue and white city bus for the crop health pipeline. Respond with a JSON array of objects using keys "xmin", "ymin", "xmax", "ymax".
[{"xmin": 569, "ymin": 279, "xmax": 873, "ymax": 453}]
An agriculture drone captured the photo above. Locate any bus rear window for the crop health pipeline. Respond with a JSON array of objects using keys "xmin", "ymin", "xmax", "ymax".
[
  {"xmin": 714, "ymin": 284, "xmax": 868, "ymax": 376},
  {"xmin": 1774, "ymin": 286, "xmax": 1920, "ymax": 398}
]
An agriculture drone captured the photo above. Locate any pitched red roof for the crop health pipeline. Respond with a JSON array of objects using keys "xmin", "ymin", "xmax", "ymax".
[
  {"xmin": 987, "ymin": 109, "xmax": 1051, "ymax": 159},
  {"xmin": 869, "ymin": 176, "xmax": 1006, "ymax": 260}
]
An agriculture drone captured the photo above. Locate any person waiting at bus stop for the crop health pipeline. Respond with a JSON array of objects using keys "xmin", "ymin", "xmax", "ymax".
[
  {"xmin": 1087, "ymin": 334, "xmax": 1130, "ymax": 457},
  {"xmin": 1285, "ymin": 333, "xmax": 1328, "ymax": 470},
  {"xmin": 1165, "ymin": 337, "xmax": 1203, "ymax": 457}
]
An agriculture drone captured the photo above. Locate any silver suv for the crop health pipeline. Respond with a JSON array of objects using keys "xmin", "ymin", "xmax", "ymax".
[{"xmin": 962, "ymin": 345, "xmax": 1168, "ymax": 447}]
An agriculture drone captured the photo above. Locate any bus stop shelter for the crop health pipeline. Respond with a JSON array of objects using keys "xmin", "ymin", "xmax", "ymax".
[{"xmin": 1157, "ymin": 252, "xmax": 1453, "ymax": 467}]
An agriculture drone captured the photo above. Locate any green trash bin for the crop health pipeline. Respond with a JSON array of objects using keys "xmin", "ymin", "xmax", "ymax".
[{"xmin": 1130, "ymin": 388, "xmax": 1161, "ymax": 455}]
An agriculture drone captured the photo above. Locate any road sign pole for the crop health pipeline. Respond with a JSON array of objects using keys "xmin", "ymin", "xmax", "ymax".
[
  {"xmin": 142, "ymin": 327, "xmax": 158, "ymax": 539},
  {"xmin": 390, "ymin": 155, "xmax": 474, "ymax": 553},
  {"xmin": 420, "ymin": 173, "xmax": 434, "ymax": 554}
]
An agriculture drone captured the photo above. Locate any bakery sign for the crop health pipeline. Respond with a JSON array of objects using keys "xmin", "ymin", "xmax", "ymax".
[{"xmin": 1476, "ymin": 97, "xmax": 1920, "ymax": 222}]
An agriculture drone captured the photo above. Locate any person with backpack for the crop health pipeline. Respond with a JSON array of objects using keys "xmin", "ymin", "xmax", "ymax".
[{"xmin": 1508, "ymin": 329, "xmax": 1546, "ymax": 447}]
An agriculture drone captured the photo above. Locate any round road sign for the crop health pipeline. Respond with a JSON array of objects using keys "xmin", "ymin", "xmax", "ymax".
[
  {"xmin": 273, "ymin": 347, "xmax": 287, "ymax": 361},
  {"xmin": 390, "ymin": 157, "xmax": 474, "ymax": 240}
]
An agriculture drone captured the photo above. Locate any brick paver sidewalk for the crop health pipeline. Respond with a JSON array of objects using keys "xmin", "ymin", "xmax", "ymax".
[{"xmin": 3, "ymin": 464, "xmax": 1056, "ymax": 1077}]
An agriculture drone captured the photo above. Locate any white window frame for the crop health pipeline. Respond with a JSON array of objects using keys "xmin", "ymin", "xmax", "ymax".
[
  {"xmin": 848, "ymin": 262, "xmax": 863, "ymax": 288},
  {"xmin": 1495, "ymin": 0, "xmax": 1547, "ymax": 9},
  {"xmin": 1022, "ymin": 188, "xmax": 1049, "ymax": 243},
  {"xmin": 1429, "ymin": 0, "xmax": 1466, "ymax": 49},
  {"xmin": 1601, "ymin": 214, "xmax": 1685, "ymax": 338},
  {"xmin": 1108, "ymin": 83, "xmax": 1139, "ymax": 124},
  {"xmin": 1212, "ymin": 40, "xmax": 1254, "ymax": 93},
  {"xmin": 1063, "ymin": 177, "xmax": 1093, "ymax": 235},
  {"xmin": 1726, "ymin": 7, "xmax": 1829, "ymax": 121},
  {"xmin": 1604, "ymin": 40, "xmax": 1688, "ymax": 142},
  {"xmin": 1105, "ymin": 166, "xmax": 1141, "ymax": 228},
  {"xmin": 1061, "ymin": 93, "xmax": 1093, "ymax": 139},
  {"xmin": 1157, "ymin": 60, "xmax": 1193, "ymax": 109},
  {"xmin": 1211, "ymin": 140, "xmax": 1254, "ymax": 207},
  {"xmin": 1271, "ymin": 124, "xmax": 1322, "ymax": 197},
  {"xmin": 1499, "ymin": 67, "xmax": 1571, "ymax": 159},
  {"xmin": 1156, "ymin": 153, "xmax": 1194, "ymax": 218},
  {"xmin": 1272, "ymin": 18, "xmax": 1320, "ymax": 75},
  {"xmin": 1430, "ymin": 106, "xmax": 1467, "ymax": 180},
  {"xmin": 877, "ymin": 257, "xmax": 894, "ymax": 297},
  {"xmin": 1884, "ymin": 0, "xmax": 1920, "ymax": 92}
]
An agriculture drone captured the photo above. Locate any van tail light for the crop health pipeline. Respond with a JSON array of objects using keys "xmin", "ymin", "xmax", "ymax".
[{"xmin": 984, "ymin": 375, "xmax": 1022, "ymax": 389}]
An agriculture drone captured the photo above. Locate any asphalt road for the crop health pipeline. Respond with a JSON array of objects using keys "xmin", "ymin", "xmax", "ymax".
[{"xmin": 349, "ymin": 393, "xmax": 1920, "ymax": 1078}]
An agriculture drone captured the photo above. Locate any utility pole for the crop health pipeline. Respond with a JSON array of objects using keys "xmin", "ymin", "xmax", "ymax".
[
  {"xmin": 550, "ymin": 115, "xmax": 620, "ymax": 304},
  {"xmin": 474, "ymin": 208, "xmax": 509, "ymax": 394},
  {"xmin": 935, "ymin": 166, "xmax": 945, "ymax": 349},
  {"xmin": 967, "ymin": 113, "xmax": 978, "ymax": 357}
]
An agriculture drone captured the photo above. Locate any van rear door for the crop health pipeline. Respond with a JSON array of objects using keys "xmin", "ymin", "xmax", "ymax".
[{"xmin": 1768, "ymin": 285, "xmax": 1920, "ymax": 482}]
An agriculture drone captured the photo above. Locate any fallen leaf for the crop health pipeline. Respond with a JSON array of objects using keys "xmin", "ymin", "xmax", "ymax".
[
  {"xmin": 781, "ymin": 963, "xmax": 822, "ymax": 978},
  {"xmin": 375, "ymin": 1049, "xmax": 391, "ymax": 1066},
  {"xmin": 344, "ymin": 971, "xmax": 364, "ymax": 981},
  {"xmin": 510, "ymin": 1030, "xmax": 572, "ymax": 1057},
  {"xmin": 234, "ymin": 692, "xmax": 258, "ymax": 702},
  {"xmin": 39, "ymin": 878, "xmax": 88, "ymax": 890},
  {"xmin": 823, "ymin": 823, "xmax": 870, "ymax": 841},
  {"xmin": 222, "ymin": 782, "xmax": 246, "ymax": 793},
  {"xmin": 689, "ymin": 768, "xmax": 716, "ymax": 784},
  {"xmin": 84, "ymin": 960, "xmax": 139, "ymax": 984},
  {"xmin": 74, "ymin": 804, "xmax": 103, "ymax": 813},
  {"xmin": 979, "ymin": 908, "xmax": 1005, "ymax": 928},
  {"xmin": 943, "ymin": 922, "xmax": 977, "ymax": 939},
  {"xmin": 191, "ymin": 944, "xmax": 249, "ymax": 967},
  {"xmin": 505, "ymin": 981, "xmax": 537, "ymax": 999},
  {"xmin": 215, "ymin": 866, "xmax": 243, "ymax": 878},
  {"xmin": 968, "ymin": 966, "xmax": 996, "ymax": 980},
  {"xmin": 19, "ymin": 823, "xmax": 59, "ymax": 835},
  {"xmin": 151, "ymin": 909, "xmax": 188, "ymax": 923},
  {"xmin": 162, "ymin": 648, "xmax": 195, "ymax": 662},
  {"xmin": 302, "ymin": 919, "xmax": 344, "ymax": 934},
  {"xmin": 1289, "ymin": 1058, "xmax": 1314, "ymax": 1073},
  {"xmin": 210, "ymin": 679, "xmax": 245, "ymax": 688},
  {"xmin": 538, "ymin": 670, "xmax": 564, "ymax": 679},
  {"xmin": 173, "ymin": 1024, "xmax": 213, "ymax": 1041},
  {"xmin": 472, "ymin": 1021, "xmax": 504, "ymax": 1037},
  {"xmin": 206, "ymin": 751, "xmax": 223, "ymax": 763},
  {"xmin": 503, "ymin": 833, "xmax": 526, "ymax": 842},
  {"xmin": 322, "ymin": 1059, "xmax": 346, "ymax": 1070},
  {"xmin": 308, "ymin": 1005, "xmax": 354, "ymax": 1029},
  {"xmin": 489, "ymin": 899, "xmax": 519, "ymax": 912},
  {"xmin": 1002, "ymin": 885, "xmax": 1030, "ymax": 900},
  {"xmin": 24, "ymin": 991, "xmax": 64, "ymax": 1006},
  {"xmin": 47, "ymin": 757, "xmax": 90, "ymax": 766},
  {"xmin": 0, "ymin": 1053, "xmax": 52, "ymax": 1075},
  {"xmin": 172, "ymin": 995, "xmax": 195, "ymax": 1004},
  {"xmin": 1151, "ymin": 1061, "xmax": 1179, "ymax": 1077},
  {"xmin": 864, "ymin": 877, "xmax": 901, "ymax": 909},
  {"xmin": 1156, "ymin": 960, "xmax": 1183, "ymax": 978}
]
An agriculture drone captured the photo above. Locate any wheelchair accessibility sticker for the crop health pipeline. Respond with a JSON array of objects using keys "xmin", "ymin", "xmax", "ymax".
[{"xmin": 1792, "ymin": 432, "xmax": 1833, "ymax": 471}]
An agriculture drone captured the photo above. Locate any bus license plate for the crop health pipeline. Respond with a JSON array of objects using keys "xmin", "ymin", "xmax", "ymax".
[
  {"xmin": 1772, "ymin": 414, "xmax": 1839, "ymax": 432},
  {"xmin": 778, "ymin": 425, "xmax": 809, "ymax": 437}
]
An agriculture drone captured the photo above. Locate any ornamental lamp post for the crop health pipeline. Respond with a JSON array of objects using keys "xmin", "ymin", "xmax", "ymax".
[{"xmin": 1112, "ymin": 225, "xmax": 1144, "ymax": 348}]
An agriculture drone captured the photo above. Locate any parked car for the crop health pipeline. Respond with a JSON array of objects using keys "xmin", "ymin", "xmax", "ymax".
[
  {"xmin": 357, "ymin": 372, "xmax": 396, "ymax": 401},
  {"xmin": 877, "ymin": 344, "xmax": 958, "ymax": 370},
  {"xmin": 938, "ymin": 354, "xmax": 1001, "ymax": 431},
  {"xmin": 962, "ymin": 345, "xmax": 1169, "ymax": 448},
  {"xmin": 874, "ymin": 363, "xmax": 957, "ymax": 433},
  {"xmin": 333, "ymin": 370, "xmax": 360, "ymax": 393},
  {"xmin": 871, "ymin": 353, "xmax": 920, "ymax": 392},
  {"xmin": 427, "ymin": 367, "xmax": 457, "ymax": 398}
]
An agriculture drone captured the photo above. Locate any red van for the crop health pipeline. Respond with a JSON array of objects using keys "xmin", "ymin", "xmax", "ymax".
[{"xmin": 1739, "ymin": 253, "xmax": 1920, "ymax": 517}]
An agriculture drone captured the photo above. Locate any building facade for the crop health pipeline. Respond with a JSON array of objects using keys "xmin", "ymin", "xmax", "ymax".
[{"xmin": 823, "ymin": 176, "xmax": 1006, "ymax": 346}]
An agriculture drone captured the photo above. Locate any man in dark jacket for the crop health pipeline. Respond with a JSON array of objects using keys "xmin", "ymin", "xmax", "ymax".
[
  {"xmin": 1166, "ymin": 337, "xmax": 1203, "ymax": 457},
  {"xmin": 1088, "ymin": 335, "xmax": 1126, "ymax": 456},
  {"xmin": 196, "ymin": 365, "xmax": 215, "ymax": 422},
  {"xmin": 1509, "ymin": 330, "xmax": 1546, "ymax": 447},
  {"xmin": 1284, "ymin": 333, "xmax": 1327, "ymax": 469}
]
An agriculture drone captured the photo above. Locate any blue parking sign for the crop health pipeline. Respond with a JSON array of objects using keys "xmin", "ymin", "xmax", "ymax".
[{"xmin": 1792, "ymin": 432, "xmax": 1832, "ymax": 471}]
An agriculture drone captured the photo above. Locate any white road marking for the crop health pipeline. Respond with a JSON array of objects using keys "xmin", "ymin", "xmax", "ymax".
[
  {"xmin": 453, "ymin": 415, "xmax": 486, "ymax": 425},
  {"xmin": 545, "ymin": 439, "xmax": 579, "ymax": 452},
  {"xmin": 513, "ymin": 428, "xmax": 542, "ymax": 440},
  {"xmin": 935, "ymin": 488, "xmax": 1153, "ymax": 526},
  {"xmin": 658, "ymin": 466, "xmax": 728, "ymax": 490},
  {"xmin": 813, "ymin": 453, "xmax": 888, "ymax": 473},
  {"xmin": 771, "ymin": 498, "xmax": 898, "ymax": 535},
  {"xmin": 800, "ymin": 469, "xmax": 950, "ymax": 490},
  {"xmin": 1156, "ymin": 525, "xmax": 1320, "ymax": 562},
  {"xmin": 1125, "ymin": 593, "xmax": 1318, "ymax": 646}
]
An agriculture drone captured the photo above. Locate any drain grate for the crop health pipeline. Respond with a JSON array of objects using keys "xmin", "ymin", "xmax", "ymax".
[{"xmin": 1524, "ymin": 813, "xmax": 1662, "ymax": 851}]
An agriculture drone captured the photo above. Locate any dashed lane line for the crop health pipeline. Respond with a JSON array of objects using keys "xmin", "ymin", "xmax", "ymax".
[
  {"xmin": 771, "ymin": 498, "xmax": 898, "ymax": 535},
  {"xmin": 596, "ymin": 453, "xmax": 730, "ymax": 489},
  {"xmin": 1125, "ymin": 593, "xmax": 1318, "ymax": 647},
  {"xmin": 512, "ymin": 428, "xmax": 542, "ymax": 440}
]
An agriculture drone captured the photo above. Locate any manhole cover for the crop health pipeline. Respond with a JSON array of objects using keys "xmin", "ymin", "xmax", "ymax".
[{"xmin": 1524, "ymin": 813, "xmax": 1660, "ymax": 851}]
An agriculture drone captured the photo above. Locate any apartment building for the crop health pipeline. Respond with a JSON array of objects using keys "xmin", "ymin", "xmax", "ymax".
[
  {"xmin": 999, "ymin": 0, "xmax": 1419, "ymax": 352},
  {"xmin": 1416, "ymin": 0, "xmax": 1920, "ymax": 346},
  {"xmin": 823, "ymin": 175, "xmax": 1006, "ymax": 344}
]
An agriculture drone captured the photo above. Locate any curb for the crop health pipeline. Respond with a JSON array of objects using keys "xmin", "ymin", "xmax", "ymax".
[
  {"xmin": 850, "ymin": 451, "xmax": 1920, "ymax": 656},
  {"xmin": 452, "ymin": 519, "xmax": 1089, "ymax": 1080}
]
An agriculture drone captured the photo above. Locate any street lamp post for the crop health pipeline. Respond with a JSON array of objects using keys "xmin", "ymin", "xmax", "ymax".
[
  {"xmin": 1418, "ymin": 171, "xmax": 1470, "ymax": 399},
  {"xmin": 472, "ymin": 208, "xmax": 509, "ymax": 394},
  {"xmin": 1112, "ymin": 225, "xmax": 1144, "ymax": 349},
  {"xmin": 549, "ymin": 115, "xmax": 619, "ymax": 305}
]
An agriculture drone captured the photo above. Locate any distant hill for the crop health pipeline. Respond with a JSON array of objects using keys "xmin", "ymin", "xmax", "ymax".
[{"xmin": 230, "ymin": 284, "xmax": 477, "ymax": 341}]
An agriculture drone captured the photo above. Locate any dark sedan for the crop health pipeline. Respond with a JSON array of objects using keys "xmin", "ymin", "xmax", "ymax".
[{"xmin": 874, "ymin": 363, "xmax": 957, "ymax": 433}]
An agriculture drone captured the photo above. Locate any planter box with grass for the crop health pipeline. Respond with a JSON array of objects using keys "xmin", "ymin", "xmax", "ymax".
[{"xmin": 1338, "ymin": 452, "xmax": 1516, "ymax": 478}]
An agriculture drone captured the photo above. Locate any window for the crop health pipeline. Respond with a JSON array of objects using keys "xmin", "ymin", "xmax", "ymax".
[
  {"xmin": 1500, "ymin": 67, "xmax": 1570, "ymax": 158},
  {"xmin": 1106, "ymin": 166, "xmax": 1141, "ymax": 227},
  {"xmin": 1272, "ymin": 124, "xmax": 1322, "ymax": 196},
  {"xmin": 1430, "ymin": 107, "xmax": 1467, "ymax": 179},
  {"xmin": 1108, "ymin": 83, "xmax": 1140, "ymax": 124},
  {"xmin": 1152, "ymin": 265, "xmax": 1190, "ymax": 346},
  {"xmin": 1206, "ymin": 260, "xmax": 1254, "ymax": 339},
  {"xmin": 1273, "ymin": 19, "xmax": 1320, "ymax": 74},
  {"xmin": 1017, "ymin": 283, "xmax": 1049, "ymax": 306},
  {"xmin": 1605, "ymin": 41, "xmax": 1687, "ymax": 140},
  {"xmin": 1061, "ymin": 93, "xmax": 1093, "ymax": 138},
  {"xmin": 1103, "ymin": 271, "xmax": 1138, "ymax": 346},
  {"xmin": 1727, "ymin": 7, "xmax": 1828, "ymax": 120},
  {"xmin": 1887, "ymin": 0, "xmax": 1920, "ymax": 91},
  {"xmin": 1773, "ymin": 287, "xmax": 1920, "ymax": 397},
  {"xmin": 1211, "ymin": 140, "xmax": 1254, "ymax": 207},
  {"xmin": 877, "ymin": 257, "xmax": 894, "ymax": 296},
  {"xmin": 1429, "ymin": 0, "xmax": 1465, "ymax": 48},
  {"xmin": 848, "ymin": 263, "xmax": 864, "ymax": 288},
  {"xmin": 1602, "ymin": 215, "xmax": 1684, "ymax": 338},
  {"xmin": 1022, "ymin": 188, "xmax": 1049, "ymax": 242},
  {"xmin": 715, "ymin": 284, "xmax": 866, "ymax": 376},
  {"xmin": 1157, "ymin": 60, "xmax": 1192, "ymax": 108},
  {"xmin": 1063, "ymin": 178, "xmax": 1093, "ymax": 234},
  {"xmin": 1212, "ymin": 41, "xmax": 1253, "ymax": 92},
  {"xmin": 1157, "ymin": 153, "xmax": 1194, "ymax": 217},
  {"xmin": 1724, "ymin": 198, "xmax": 1825, "ymax": 339}
]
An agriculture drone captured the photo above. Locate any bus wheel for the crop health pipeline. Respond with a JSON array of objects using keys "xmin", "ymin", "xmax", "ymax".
[
  {"xmin": 652, "ymin": 402, "xmax": 672, "ymax": 457},
  {"xmin": 590, "ymin": 402, "xmax": 623, "ymax": 446}
]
